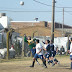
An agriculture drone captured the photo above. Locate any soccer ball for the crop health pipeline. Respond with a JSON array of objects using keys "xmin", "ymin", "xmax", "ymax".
[{"xmin": 20, "ymin": 1, "xmax": 24, "ymax": 5}]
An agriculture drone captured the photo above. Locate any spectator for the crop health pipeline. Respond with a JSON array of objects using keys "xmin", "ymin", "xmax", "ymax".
[{"xmin": 60, "ymin": 46, "xmax": 65, "ymax": 55}]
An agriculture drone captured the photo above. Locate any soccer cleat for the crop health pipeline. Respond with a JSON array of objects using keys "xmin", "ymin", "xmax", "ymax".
[
  {"xmin": 57, "ymin": 61, "xmax": 60, "ymax": 65},
  {"xmin": 52, "ymin": 63, "xmax": 55, "ymax": 67},
  {"xmin": 44, "ymin": 66, "xmax": 47, "ymax": 68},
  {"xmin": 30, "ymin": 65, "xmax": 34, "ymax": 67},
  {"xmin": 42, "ymin": 64, "xmax": 47, "ymax": 68}
]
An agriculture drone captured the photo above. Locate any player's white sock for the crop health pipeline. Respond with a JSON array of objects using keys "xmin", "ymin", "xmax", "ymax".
[{"xmin": 37, "ymin": 61, "xmax": 40, "ymax": 65}]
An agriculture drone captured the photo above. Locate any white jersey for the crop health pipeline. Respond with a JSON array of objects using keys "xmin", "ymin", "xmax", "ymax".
[
  {"xmin": 44, "ymin": 44, "xmax": 48, "ymax": 49},
  {"xmin": 36, "ymin": 43, "xmax": 43, "ymax": 55},
  {"xmin": 70, "ymin": 43, "xmax": 72, "ymax": 55},
  {"xmin": 54, "ymin": 44, "xmax": 57, "ymax": 51}
]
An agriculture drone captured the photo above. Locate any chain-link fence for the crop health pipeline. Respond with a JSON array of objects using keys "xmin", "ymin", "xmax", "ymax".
[
  {"xmin": 10, "ymin": 24, "xmax": 64, "ymax": 57},
  {"xmin": 0, "ymin": 23, "xmax": 72, "ymax": 60}
]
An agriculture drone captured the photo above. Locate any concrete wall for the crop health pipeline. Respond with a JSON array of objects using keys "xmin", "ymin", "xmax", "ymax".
[
  {"xmin": 0, "ymin": 16, "xmax": 11, "ymax": 29},
  {"xmin": 11, "ymin": 21, "xmax": 47, "ymax": 29},
  {"xmin": 0, "ymin": 16, "xmax": 8, "ymax": 28}
]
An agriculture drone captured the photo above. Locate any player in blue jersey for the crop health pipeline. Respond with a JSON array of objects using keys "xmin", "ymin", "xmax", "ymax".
[
  {"xmin": 43, "ymin": 40, "xmax": 51, "ymax": 65},
  {"xmin": 49, "ymin": 40, "xmax": 55, "ymax": 66},
  {"xmin": 50, "ymin": 40, "xmax": 59, "ymax": 66}
]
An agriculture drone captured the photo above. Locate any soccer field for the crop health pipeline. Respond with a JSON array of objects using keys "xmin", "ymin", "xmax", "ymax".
[{"xmin": 0, "ymin": 56, "xmax": 72, "ymax": 72}]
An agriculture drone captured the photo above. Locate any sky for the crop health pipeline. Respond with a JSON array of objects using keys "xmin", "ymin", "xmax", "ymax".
[{"xmin": 0, "ymin": 0, "xmax": 72, "ymax": 26}]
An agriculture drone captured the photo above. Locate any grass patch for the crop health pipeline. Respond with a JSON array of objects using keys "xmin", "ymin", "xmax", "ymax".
[
  {"xmin": 0, "ymin": 57, "xmax": 32, "ymax": 63},
  {"xmin": 0, "ymin": 55, "xmax": 70, "ymax": 63}
]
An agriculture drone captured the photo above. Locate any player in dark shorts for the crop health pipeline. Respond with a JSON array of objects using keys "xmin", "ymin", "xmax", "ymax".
[
  {"xmin": 50, "ymin": 40, "xmax": 59, "ymax": 66},
  {"xmin": 43, "ymin": 40, "xmax": 51, "ymax": 65},
  {"xmin": 30, "ymin": 39, "xmax": 47, "ymax": 68},
  {"xmin": 49, "ymin": 40, "xmax": 55, "ymax": 66}
]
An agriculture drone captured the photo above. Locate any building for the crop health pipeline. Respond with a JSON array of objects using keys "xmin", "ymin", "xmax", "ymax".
[
  {"xmin": 48, "ymin": 21, "xmax": 72, "ymax": 29},
  {"xmin": 10, "ymin": 21, "xmax": 61, "ymax": 37},
  {"xmin": 0, "ymin": 13, "xmax": 71, "ymax": 37},
  {"xmin": 11, "ymin": 21, "xmax": 72, "ymax": 29},
  {"xmin": 0, "ymin": 13, "xmax": 12, "ymax": 30}
]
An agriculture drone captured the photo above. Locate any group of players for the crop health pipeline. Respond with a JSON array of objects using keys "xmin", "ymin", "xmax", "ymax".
[{"xmin": 24, "ymin": 34, "xmax": 59, "ymax": 68}]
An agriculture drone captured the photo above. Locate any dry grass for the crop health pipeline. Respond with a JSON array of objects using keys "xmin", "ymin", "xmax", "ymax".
[
  {"xmin": 15, "ymin": 26, "xmax": 62, "ymax": 37},
  {"xmin": 0, "ymin": 55, "xmax": 72, "ymax": 72}
]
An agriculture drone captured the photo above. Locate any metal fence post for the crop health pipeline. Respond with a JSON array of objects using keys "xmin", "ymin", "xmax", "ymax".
[
  {"xmin": 22, "ymin": 36, "xmax": 25, "ymax": 57},
  {"xmin": 6, "ymin": 31, "xmax": 10, "ymax": 60}
]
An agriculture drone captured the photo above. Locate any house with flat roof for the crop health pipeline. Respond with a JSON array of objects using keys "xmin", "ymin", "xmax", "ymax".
[
  {"xmin": 0, "ymin": 13, "xmax": 11, "ymax": 30},
  {"xmin": 11, "ymin": 21, "xmax": 72, "ymax": 29}
]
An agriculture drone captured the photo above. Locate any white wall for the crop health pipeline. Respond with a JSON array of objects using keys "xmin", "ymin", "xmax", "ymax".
[
  {"xmin": 54, "ymin": 37, "xmax": 68, "ymax": 51},
  {"xmin": 34, "ymin": 36, "xmax": 68, "ymax": 52},
  {"xmin": 0, "ymin": 16, "xmax": 10, "ymax": 29}
]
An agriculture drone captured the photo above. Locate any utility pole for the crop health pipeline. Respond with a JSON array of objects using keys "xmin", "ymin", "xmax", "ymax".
[
  {"xmin": 62, "ymin": 8, "xmax": 64, "ymax": 36},
  {"xmin": 51, "ymin": 0, "xmax": 55, "ymax": 42}
]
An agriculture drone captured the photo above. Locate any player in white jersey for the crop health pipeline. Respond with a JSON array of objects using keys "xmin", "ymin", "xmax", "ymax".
[{"xmin": 30, "ymin": 39, "xmax": 47, "ymax": 68}]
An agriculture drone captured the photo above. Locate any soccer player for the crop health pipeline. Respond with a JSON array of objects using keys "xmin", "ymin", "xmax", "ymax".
[
  {"xmin": 24, "ymin": 34, "xmax": 39, "ymax": 65},
  {"xmin": 49, "ymin": 40, "xmax": 55, "ymax": 66},
  {"xmin": 69, "ymin": 38, "xmax": 72, "ymax": 69},
  {"xmin": 24, "ymin": 34, "xmax": 36, "ymax": 56},
  {"xmin": 42, "ymin": 40, "xmax": 49, "ymax": 59},
  {"xmin": 53, "ymin": 44, "xmax": 60, "ymax": 65},
  {"xmin": 42, "ymin": 40, "xmax": 51, "ymax": 65},
  {"xmin": 50, "ymin": 40, "xmax": 59, "ymax": 66},
  {"xmin": 30, "ymin": 39, "xmax": 47, "ymax": 68}
]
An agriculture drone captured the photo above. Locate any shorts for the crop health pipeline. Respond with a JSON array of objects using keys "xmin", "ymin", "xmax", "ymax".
[
  {"xmin": 46, "ymin": 52, "xmax": 51, "ymax": 58},
  {"xmin": 44, "ymin": 53, "xmax": 47, "ymax": 58},
  {"xmin": 54, "ymin": 51, "xmax": 56, "ymax": 55},
  {"xmin": 51, "ymin": 51, "xmax": 55, "ymax": 57},
  {"xmin": 34, "ymin": 54, "xmax": 43, "ymax": 59},
  {"xmin": 31, "ymin": 48, "xmax": 36, "ymax": 56},
  {"xmin": 44, "ymin": 52, "xmax": 51, "ymax": 58},
  {"xmin": 53, "ymin": 51, "xmax": 56, "ymax": 57},
  {"xmin": 70, "ymin": 55, "xmax": 72, "ymax": 60}
]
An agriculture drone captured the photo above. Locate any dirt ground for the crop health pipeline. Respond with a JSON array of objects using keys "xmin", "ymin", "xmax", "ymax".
[{"xmin": 0, "ymin": 56, "xmax": 72, "ymax": 72}]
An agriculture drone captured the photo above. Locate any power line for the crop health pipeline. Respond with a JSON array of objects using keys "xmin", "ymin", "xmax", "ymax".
[
  {"xmin": 56, "ymin": 6, "xmax": 72, "ymax": 8},
  {"xmin": 0, "ymin": 10, "xmax": 53, "ymax": 12},
  {"xmin": 0, "ymin": 10, "xmax": 65, "ymax": 12},
  {"xmin": 0, "ymin": 10, "xmax": 52, "ymax": 12},
  {"xmin": 0, "ymin": 0, "xmax": 72, "ymax": 9},
  {"xmin": 65, "ymin": 12, "xmax": 72, "ymax": 16},
  {"xmin": 33, "ymin": 0, "xmax": 52, "ymax": 7},
  {"xmin": 33, "ymin": 0, "xmax": 72, "ymax": 9}
]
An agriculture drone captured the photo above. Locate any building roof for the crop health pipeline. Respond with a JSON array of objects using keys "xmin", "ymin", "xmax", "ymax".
[{"xmin": 11, "ymin": 21, "xmax": 40, "ymax": 23}]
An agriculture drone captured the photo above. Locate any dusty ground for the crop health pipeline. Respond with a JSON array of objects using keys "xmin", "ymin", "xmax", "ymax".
[{"xmin": 0, "ymin": 56, "xmax": 72, "ymax": 72}]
